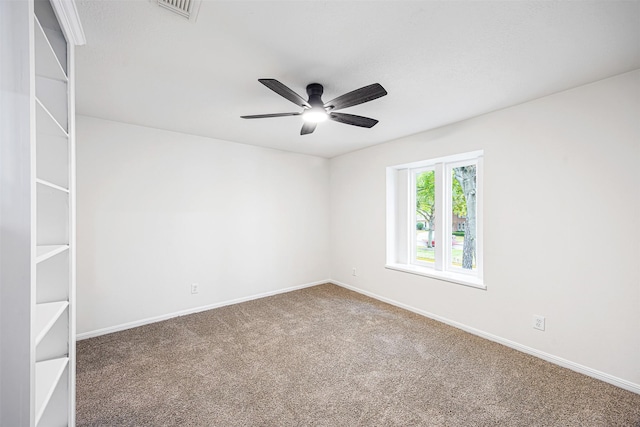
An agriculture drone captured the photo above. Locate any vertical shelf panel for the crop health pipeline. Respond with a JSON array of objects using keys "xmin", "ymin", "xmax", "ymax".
[
  {"xmin": 41, "ymin": 27, "xmax": 67, "ymax": 76},
  {"xmin": 35, "ymin": 358, "xmax": 68, "ymax": 426},
  {"xmin": 34, "ymin": 0, "xmax": 67, "ymax": 75},
  {"xmin": 34, "ymin": 302, "xmax": 69, "ymax": 346},
  {"xmin": 36, "ymin": 129, "xmax": 68, "ymax": 189},
  {"xmin": 37, "ymin": 368, "xmax": 69, "ymax": 427},
  {"xmin": 36, "ymin": 183, "xmax": 69, "ymax": 246},
  {"xmin": 36, "ymin": 310, "xmax": 69, "ymax": 363},
  {"xmin": 35, "ymin": 77, "xmax": 68, "ymax": 133},
  {"xmin": 34, "ymin": 17, "xmax": 67, "ymax": 82},
  {"xmin": 36, "ymin": 99, "xmax": 68, "ymax": 139},
  {"xmin": 37, "ymin": 249, "xmax": 70, "ymax": 304}
]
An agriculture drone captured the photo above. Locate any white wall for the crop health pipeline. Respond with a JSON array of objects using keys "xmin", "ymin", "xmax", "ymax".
[
  {"xmin": 76, "ymin": 116, "xmax": 330, "ymax": 335},
  {"xmin": 329, "ymin": 71, "xmax": 640, "ymax": 387},
  {"xmin": 1, "ymin": 1, "xmax": 35, "ymax": 424}
]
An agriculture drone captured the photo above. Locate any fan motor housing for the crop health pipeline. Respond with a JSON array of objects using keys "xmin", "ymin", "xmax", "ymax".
[
  {"xmin": 306, "ymin": 83, "xmax": 325, "ymax": 107},
  {"xmin": 306, "ymin": 83, "xmax": 324, "ymax": 96}
]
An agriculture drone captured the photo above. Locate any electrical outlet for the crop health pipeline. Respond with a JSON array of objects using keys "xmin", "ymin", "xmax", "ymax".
[
  {"xmin": 533, "ymin": 315, "xmax": 545, "ymax": 331},
  {"xmin": 191, "ymin": 283, "xmax": 199, "ymax": 294},
  {"xmin": 352, "ymin": 268, "xmax": 357, "ymax": 276}
]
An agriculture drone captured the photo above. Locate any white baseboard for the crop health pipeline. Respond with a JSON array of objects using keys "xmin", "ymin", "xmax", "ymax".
[
  {"xmin": 330, "ymin": 279, "xmax": 640, "ymax": 395},
  {"xmin": 76, "ymin": 279, "xmax": 329, "ymax": 341}
]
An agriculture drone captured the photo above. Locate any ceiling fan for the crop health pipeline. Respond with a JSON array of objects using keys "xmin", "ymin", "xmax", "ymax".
[{"xmin": 241, "ymin": 79, "xmax": 387, "ymax": 135}]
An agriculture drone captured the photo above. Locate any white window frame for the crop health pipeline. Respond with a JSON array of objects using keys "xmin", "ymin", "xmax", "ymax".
[
  {"xmin": 410, "ymin": 166, "xmax": 436, "ymax": 269},
  {"xmin": 386, "ymin": 150, "xmax": 484, "ymax": 289}
]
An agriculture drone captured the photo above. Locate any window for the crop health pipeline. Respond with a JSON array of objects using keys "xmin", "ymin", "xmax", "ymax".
[{"xmin": 386, "ymin": 151, "xmax": 484, "ymax": 289}]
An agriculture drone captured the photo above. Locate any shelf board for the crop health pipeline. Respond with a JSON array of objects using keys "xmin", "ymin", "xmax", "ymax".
[
  {"xmin": 36, "ymin": 245, "xmax": 69, "ymax": 264},
  {"xmin": 34, "ymin": 17, "xmax": 68, "ymax": 82},
  {"xmin": 35, "ymin": 301, "xmax": 68, "ymax": 346},
  {"xmin": 36, "ymin": 178, "xmax": 69, "ymax": 193},
  {"xmin": 36, "ymin": 98, "xmax": 68, "ymax": 138},
  {"xmin": 35, "ymin": 357, "xmax": 68, "ymax": 426}
]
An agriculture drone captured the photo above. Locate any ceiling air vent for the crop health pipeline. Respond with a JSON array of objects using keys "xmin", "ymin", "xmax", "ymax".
[{"xmin": 155, "ymin": 0, "xmax": 202, "ymax": 21}]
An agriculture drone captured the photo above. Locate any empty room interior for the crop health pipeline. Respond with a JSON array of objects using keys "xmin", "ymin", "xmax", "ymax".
[{"xmin": 1, "ymin": 0, "xmax": 640, "ymax": 425}]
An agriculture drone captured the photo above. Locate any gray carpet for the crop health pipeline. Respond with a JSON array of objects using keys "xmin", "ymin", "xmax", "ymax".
[{"xmin": 77, "ymin": 284, "xmax": 640, "ymax": 426}]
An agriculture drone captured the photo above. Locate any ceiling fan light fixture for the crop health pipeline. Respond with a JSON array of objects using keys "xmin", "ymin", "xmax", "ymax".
[
  {"xmin": 302, "ymin": 107, "xmax": 328, "ymax": 123},
  {"xmin": 241, "ymin": 79, "xmax": 387, "ymax": 135}
]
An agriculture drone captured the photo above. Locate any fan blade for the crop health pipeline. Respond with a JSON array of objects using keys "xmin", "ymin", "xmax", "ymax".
[
  {"xmin": 324, "ymin": 83, "xmax": 387, "ymax": 111},
  {"xmin": 241, "ymin": 112, "xmax": 301, "ymax": 119},
  {"xmin": 300, "ymin": 122, "xmax": 317, "ymax": 135},
  {"xmin": 259, "ymin": 79, "xmax": 311, "ymax": 108},
  {"xmin": 329, "ymin": 112, "xmax": 379, "ymax": 128}
]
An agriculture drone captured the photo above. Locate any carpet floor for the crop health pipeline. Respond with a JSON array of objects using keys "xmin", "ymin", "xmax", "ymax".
[{"xmin": 76, "ymin": 284, "xmax": 640, "ymax": 426}]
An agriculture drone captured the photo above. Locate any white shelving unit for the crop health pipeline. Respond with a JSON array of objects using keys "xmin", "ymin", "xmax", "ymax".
[
  {"xmin": 33, "ymin": 1, "xmax": 76, "ymax": 425},
  {"xmin": 34, "ymin": 1, "xmax": 72, "ymax": 424},
  {"xmin": 0, "ymin": 0, "xmax": 84, "ymax": 425}
]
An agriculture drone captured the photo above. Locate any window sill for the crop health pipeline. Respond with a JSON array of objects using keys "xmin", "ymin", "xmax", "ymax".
[{"xmin": 385, "ymin": 263, "xmax": 486, "ymax": 290}]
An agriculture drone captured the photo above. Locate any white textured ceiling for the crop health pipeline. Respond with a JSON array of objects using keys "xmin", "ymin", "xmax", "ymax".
[{"xmin": 75, "ymin": 1, "xmax": 640, "ymax": 158}]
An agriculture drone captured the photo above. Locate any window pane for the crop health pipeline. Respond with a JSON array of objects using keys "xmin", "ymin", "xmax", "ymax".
[
  {"xmin": 451, "ymin": 165, "xmax": 476, "ymax": 271},
  {"xmin": 415, "ymin": 170, "xmax": 435, "ymax": 265}
]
